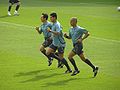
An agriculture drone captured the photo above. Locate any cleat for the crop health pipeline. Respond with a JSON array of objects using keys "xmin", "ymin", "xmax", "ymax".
[
  {"xmin": 14, "ymin": 11, "xmax": 19, "ymax": 16},
  {"xmin": 71, "ymin": 70, "xmax": 80, "ymax": 76},
  {"xmin": 93, "ymin": 66, "xmax": 99, "ymax": 77},
  {"xmin": 65, "ymin": 69, "xmax": 72, "ymax": 74},
  {"xmin": 8, "ymin": 11, "xmax": 11, "ymax": 16}
]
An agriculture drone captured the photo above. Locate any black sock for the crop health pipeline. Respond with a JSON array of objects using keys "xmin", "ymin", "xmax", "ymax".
[
  {"xmin": 55, "ymin": 52, "xmax": 59, "ymax": 56},
  {"xmin": 15, "ymin": 5, "xmax": 20, "ymax": 11},
  {"xmin": 49, "ymin": 53, "xmax": 61, "ymax": 62},
  {"xmin": 84, "ymin": 59, "xmax": 95, "ymax": 70},
  {"xmin": 69, "ymin": 58, "xmax": 78, "ymax": 71},
  {"xmin": 41, "ymin": 50, "xmax": 51, "ymax": 60},
  {"xmin": 61, "ymin": 58, "xmax": 70, "ymax": 70},
  {"xmin": 54, "ymin": 52, "xmax": 61, "ymax": 64},
  {"xmin": 8, "ymin": 5, "xmax": 12, "ymax": 11}
]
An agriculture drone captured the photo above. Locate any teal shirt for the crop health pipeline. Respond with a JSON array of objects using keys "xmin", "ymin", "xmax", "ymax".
[
  {"xmin": 39, "ymin": 21, "xmax": 52, "ymax": 39},
  {"xmin": 69, "ymin": 26, "xmax": 88, "ymax": 44},
  {"xmin": 51, "ymin": 21, "xmax": 65, "ymax": 47}
]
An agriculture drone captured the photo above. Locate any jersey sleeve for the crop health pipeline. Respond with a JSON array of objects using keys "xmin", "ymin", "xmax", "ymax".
[
  {"xmin": 55, "ymin": 24, "xmax": 61, "ymax": 32},
  {"xmin": 81, "ymin": 28, "xmax": 88, "ymax": 34},
  {"xmin": 69, "ymin": 29, "xmax": 72, "ymax": 39},
  {"xmin": 48, "ymin": 23, "xmax": 52, "ymax": 29}
]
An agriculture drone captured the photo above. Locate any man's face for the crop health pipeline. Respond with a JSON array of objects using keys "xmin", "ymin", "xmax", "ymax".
[
  {"xmin": 70, "ymin": 20, "xmax": 74, "ymax": 26},
  {"xmin": 40, "ymin": 15, "xmax": 46, "ymax": 22},
  {"xmin": 70, "ymin": 19, "xmax": 77, "ymax": 26},
  {"xmin": 50, "ymin": 16, "xmax": 55, "ymax": 22}
]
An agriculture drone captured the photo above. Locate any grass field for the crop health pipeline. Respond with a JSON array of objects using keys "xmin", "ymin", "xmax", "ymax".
[{"xmin": 0, "ymin": 0, "xmax": 120, "ymax": 90}]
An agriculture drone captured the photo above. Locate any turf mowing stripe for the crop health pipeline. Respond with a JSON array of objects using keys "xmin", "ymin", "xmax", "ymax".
[
  {"xmin": 90, "ymin": 36, "xmax": 120, "ymax": 43},
  {"xmin": 0, "ymin": 21, "xmax": 120, "ymax": 43}
]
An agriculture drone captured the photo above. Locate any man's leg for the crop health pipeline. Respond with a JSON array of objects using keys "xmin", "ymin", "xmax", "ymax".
[
  {"xmin": 46, "ymin": 46, "xmax": 55, "ymax": 66},
  {"xmin": 46, "ymin": 44, "xmax": 63, "ymax": 67},
  {"xmin": 68, "ymin": 51, "xmax": 80, "ymax": 76},
  {"xmin": 68, "ymin": 51, "xmax": 78, "ymax": 71},
  {"xmin": 14, "ymin": 2, "xmax": 20, "ymax": 15},
  {"xmin": 48, "ymin": 52, "xmax": 63, "ymax": 68},
  {"xmin": 79, "ymin": 53, "xmax": 98, "ymax": 77},
  {"xmin": 8, "ymin": 3, "xmax": 12, "ymax": 16},
  {"xmin": 58, "ymin": 53, "xmax": 72, "ymax": 73},
  {"xmin": 40, "ymin": 45, "xmax": 53, "ymax": 66}
]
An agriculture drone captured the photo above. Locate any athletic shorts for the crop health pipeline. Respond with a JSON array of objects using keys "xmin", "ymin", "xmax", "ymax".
[
  {"xmin": 42, "ymin": 38, "xmax": 52, "ymax": 48},
  {"xmin": 72, "ymin": 43, "xmax": 83, "ymax": 55},
  {"xmin": 9, "ymin": 0, "xmax": 20, "ymax": 4},
  {"xmin": 49, "ymin": 44, "xmax": 65, "ymax": 54}
]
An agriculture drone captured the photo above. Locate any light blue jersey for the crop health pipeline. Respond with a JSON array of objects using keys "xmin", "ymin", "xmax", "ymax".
[
  {"xmin": 51, "ymin": 21, "xmax": 65, "ymax": 47},
  {"xmin": 39, "ymin": 21, "xmax": 52, "ymax": 39},
  {"xmin": 69, "ymin": 26, "xmax": 88, "ymax": 44}
]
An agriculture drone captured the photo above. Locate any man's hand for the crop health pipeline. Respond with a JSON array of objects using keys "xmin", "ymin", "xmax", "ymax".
[
  {"xmin": 64, "ymin": 32, "xmax": 68, "ymax": 38},
  {"xmin": 77, "ymin": 38, "xmax": 82, "ymax": 43},
  {"xmin": 47, "ymin": 27, "xmax": 51, "ymax": 32},
  {"xmin": 35, "ymin": 27, "xmax": 39, "ymax": 31},
  {"xmin": 64, "ymin": 32, "xmax": 71, "ymax": 39},
  {"xmin": 35, "ymin": 27, "xmax": 42, "ymax": 34}
]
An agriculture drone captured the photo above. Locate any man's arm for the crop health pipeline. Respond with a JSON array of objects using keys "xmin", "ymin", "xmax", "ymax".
[
  {"xmin": 35, "ymin": 27, "xmax": 42, "ymax": 34},
  {"xmin": 47, "ymin": 25, "xmax": 60, "ymax": 35},
  {"xmin": 47, "ymin": 28, "xmax": 60, "ymax": 35},
  {"xmin": 64, "ymin": 33, "xmax": 71, "ymax": 39},
  {"xmin": 77, "ymin": 31, "xmax": 90, "ymax": 43}
]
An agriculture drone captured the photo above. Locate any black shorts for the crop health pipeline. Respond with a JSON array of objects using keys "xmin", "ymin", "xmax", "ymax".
[
  {"xmin": 9, "ymin": 0, "xmax": 20, "ymax": 4},
  {"xmin": 72, "ymin": 43, "xmax": 83, "ymax": 55},
  {"xmin": 42, "ymin": 38, "xmax": 52, "ymax": 48},
  {"xmin": 49, "ymin": 44, "xmax": 65, "ymax": 54}
]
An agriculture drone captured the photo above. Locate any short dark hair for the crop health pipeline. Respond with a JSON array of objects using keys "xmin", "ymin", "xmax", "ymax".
[
  {"xmin": 42, "ymin": 13, "xmax": 48, "ymax": 20},
  {"xmin": 71, "ymin": 17, "xmax": 77, "ymax": 23},
  {"xmin": 50, "ymin": 12, "xmax": 57, "ymax": 19}
]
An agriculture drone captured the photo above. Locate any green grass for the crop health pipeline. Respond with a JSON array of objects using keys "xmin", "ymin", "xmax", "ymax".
[{"xmin": 0, "ymin": 0, "xmax": 120, "ymax": 90}]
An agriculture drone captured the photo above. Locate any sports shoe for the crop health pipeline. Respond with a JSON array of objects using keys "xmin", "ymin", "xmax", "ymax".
[
  {"xmin": 65, "ymin": 69, "xmax": 72, "ymax": 74},
  {"xmin": 93, "ymin": 66, "xmax": 99, "ymax": 77},
  {"xmin": 8, "ymin": 11, "xmax": 11, "ymax": 16},
  {"xmin": 71, "ymin": 70, "xmax": 80, "ymax": 76},
  {"xmin": 14, "ymin": 10, "xmax": 19, "ymax": 16}
]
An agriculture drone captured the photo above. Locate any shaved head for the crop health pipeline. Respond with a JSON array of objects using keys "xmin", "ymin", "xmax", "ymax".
[{"xmin": 70, "ymin": 17, "xmax": 77, "ymax": 27}]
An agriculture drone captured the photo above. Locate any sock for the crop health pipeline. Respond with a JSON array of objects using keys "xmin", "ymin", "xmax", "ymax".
[
  {"xmin": 41, "ymin": 50, "xmax": 51, "ymax": 60},
  {"xmin": 15, "ymin": 5, "xmax": 20, "ymax": 11},
  {"xmin": 55, "ymin": 52, "xmax": 59, "ymax": 56},
  {"xmin": 61, "ymin": 58, "xmax": 70, "ymax": 70},
  {"xmin": 84, "ymin": 59, "xmax": 95, "ymax": 70},
  {"xmin": 49, "ymin": 53, "xmax": 61, "ymax": 62},
  {"xmin": 69, "ymin": 58, "xmax": 78, "ymax": 71},
  {"xmin": 54, "ymin": 52, "xmax": 61, "ymax": 64},
  {"xmin": 8, "ymin": 5, "xmax": 12, "ymax": 12}
]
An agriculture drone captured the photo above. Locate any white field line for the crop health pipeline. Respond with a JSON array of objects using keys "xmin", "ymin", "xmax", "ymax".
[
  {"xmin": 0, "ymin": 21, "xmax": 34, "ymax": 28},
  {"xmin": 0, "ymin": 21, "xmax": 120, "ymax": 43}
]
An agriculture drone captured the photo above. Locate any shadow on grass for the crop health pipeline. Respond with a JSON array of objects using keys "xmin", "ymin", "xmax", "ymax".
[
  {"xmin": 41, "ymin": 77, "xmax": 93, "ymax": 87},
  {"xmin": 14, "ymin": 68, "xmax": 56, "ymax": 77},
  {"xmin": 0, "ymin": 15, "xmax": 14, "ymax": 18},
  {"xmin": 14, "ymin": 68, "xmax": 64, "ymax": 83},
  {"xmin": 14, "ymin": 69, "xmax": 94, "ymax": 84},
  {"xmin": 20, "ymin": 73, "xmax": 63, "ymax": 83}
]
